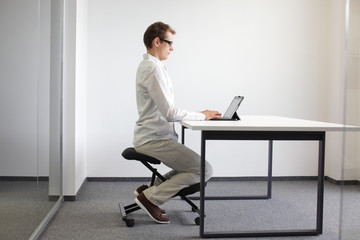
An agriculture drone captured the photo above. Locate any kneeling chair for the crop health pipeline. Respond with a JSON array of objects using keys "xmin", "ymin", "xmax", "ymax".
[{"xmin": 119, "ymin": 147, "xmax": 204, "ymax": 227}]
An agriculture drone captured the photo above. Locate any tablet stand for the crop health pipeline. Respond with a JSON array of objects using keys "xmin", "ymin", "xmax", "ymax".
[{"xmin": 232, "ymin": 112, "xmax": 240, "ymax": 121}]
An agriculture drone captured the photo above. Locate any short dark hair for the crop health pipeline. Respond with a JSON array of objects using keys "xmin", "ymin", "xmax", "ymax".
[{"xmin": 143, "ymin": 22, "xmax": 176, "ymax": 49}]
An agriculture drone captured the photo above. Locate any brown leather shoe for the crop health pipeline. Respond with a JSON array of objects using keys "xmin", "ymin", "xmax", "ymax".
[
  {"xmin": 135, "ymin": 192, "xmax": 170, "ymax": 224},
  {"xmin": 134, "ymin": 185, "xmax": 166, "ymax": 214},
  {"xmin": 134, "ymin": 184, "xmax": 148, "ymax": 196}
]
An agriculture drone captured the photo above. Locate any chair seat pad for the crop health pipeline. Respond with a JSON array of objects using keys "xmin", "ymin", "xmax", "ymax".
[
  {"xmin": 122, "ymin": 147, "xmax": 161, "ymax": 165},
  {"xmin": 175, "ymin": 182, "xmax": 207, "ymax": 197}
]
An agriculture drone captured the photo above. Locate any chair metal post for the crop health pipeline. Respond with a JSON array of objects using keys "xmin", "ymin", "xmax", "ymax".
[{"xmin": 150, "ymin": 171, "xmax": 156, "ymax": 186}]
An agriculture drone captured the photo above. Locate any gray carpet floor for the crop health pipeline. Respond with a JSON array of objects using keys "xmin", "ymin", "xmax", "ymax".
[
  {"xmin": 0, "ymin": 181, "xmax": 56, "ymax": 240},
  {"xmin": 39, "ymin": 180, "xmax": 360, "ymax": 240}
]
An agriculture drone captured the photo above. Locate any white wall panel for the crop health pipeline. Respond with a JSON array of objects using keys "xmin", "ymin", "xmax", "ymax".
[{"xmin": 86, "ymin": 0, "xmax": 331, "ymax": 178}]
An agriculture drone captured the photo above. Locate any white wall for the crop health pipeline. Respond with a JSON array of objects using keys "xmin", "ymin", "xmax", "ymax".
[
  {"xmin": 63, "ymin": 0, "xmax": 77, "ymax": 195},
  {"xmin": 75, "ymin": 0, "xmax": 88, "ymax": 194},
  {"xmin": 325, "ymin": 0, "xmax": 347, "ymax": 181},
  {"xmin": 1, "ymin": 0, "xmax": 356, "ymax": 196},
  {"xmin": 62, "ymin": 0, "xmax": 88, "ymax": 196},
  {"xmin": 325, "ymin": 0, "xmax": 360, "ymax": 181},
  {"xmin": 0, "ymin": 0, "xmax": 50, "ymax": 177},
  {"xmin": 86, "ymin": 0, "xmax": 336, "ymax": 178},
  {"xmin": 343, "ymin": 0, "xmax": 360, "ymax": 180}
]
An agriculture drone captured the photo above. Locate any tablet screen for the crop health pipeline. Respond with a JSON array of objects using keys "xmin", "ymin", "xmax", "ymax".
[{"xmin": 223, "ymin": 96, "xmax": 244, "ymax": 119}]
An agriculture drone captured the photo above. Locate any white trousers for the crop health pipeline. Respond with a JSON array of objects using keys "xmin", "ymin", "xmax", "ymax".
[{"xmin": 135, "ymin": 139, "xmax": 213, "ymax": 206}]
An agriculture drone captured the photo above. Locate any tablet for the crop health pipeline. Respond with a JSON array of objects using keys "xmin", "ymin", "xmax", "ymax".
[{"xmin": 211, "ymin": 96, "xmax": 244, "ymax": 121}]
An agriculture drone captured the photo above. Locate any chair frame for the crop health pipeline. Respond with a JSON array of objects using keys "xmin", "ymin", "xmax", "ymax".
[{"xmin": 119, "ymin": 148, "xmax": 202, "ymax": 227}]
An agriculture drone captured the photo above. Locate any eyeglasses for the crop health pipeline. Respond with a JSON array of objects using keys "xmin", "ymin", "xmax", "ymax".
[{"xmin": 159, "ymin": 37, "xmax": 173, "ymax": 47}]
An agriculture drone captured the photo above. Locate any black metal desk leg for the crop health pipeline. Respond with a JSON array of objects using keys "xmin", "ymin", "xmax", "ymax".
[
  {"xmin": 316, "ymin": 133, "xmax": 326, "ymax": 234},
  {"xmin": 181, "ymin": 126, "xmax": 185, "ymax": 144},
  {"xmin": 200, "ymin": 131, "xmax": 206, "ymax": 237},
  {"xmin": 267, "ymin": 140, "xmax": 273, "ymax": 198},
  {"xmin": 189, "ymin": 138, "xmax": 272, "ymax": 201}
]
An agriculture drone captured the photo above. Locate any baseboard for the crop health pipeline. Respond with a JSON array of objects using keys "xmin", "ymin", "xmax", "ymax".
[
  {"xmin": 325, "ymin": 176, "xmax": 360, "ymax": 185},
  {"xmin": 209, "ymin": 176, "xmax": 318, "ymax": 181},
  {"xmin": 63, "ymin": 177, "xmax": 88, "ymax": 202},
  {"xmin": 63, "ymin": 195, "xmax": 76, "ymax": 201},
  {"xmin": 0, "ymin": 176, "xmax": 49, "ymax": 181},
  {"xmin": 87, "ymin": 177, "xmax": 151, "ymax": 182},
  {"xmin": 4, "ymin": 176, "xmax": 358, "ymax": 185},
  {"xmin": 87, "ymin": 176, "xmax": 357, "ymax": 183},
  {"xmin": 87, "ymin": 176, "xmax": 319, "ymax": 182},
  {"xmin": 0, "ymin": 176, "xmax": 328, "ymax": 183}
]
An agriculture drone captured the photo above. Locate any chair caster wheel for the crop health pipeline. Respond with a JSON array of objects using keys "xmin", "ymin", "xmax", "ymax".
[
  {"xmin": 124, "ymin": 218, "xmax": 135, "ymax": 227},
  {"xmin": 195, "ymin": 217, "xmax": 200, "ymax": 225}
]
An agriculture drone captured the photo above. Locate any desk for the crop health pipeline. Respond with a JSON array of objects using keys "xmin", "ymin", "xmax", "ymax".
[{"xmin": 181, "ymin": 115, "xmax": 360, "ymax": 238}]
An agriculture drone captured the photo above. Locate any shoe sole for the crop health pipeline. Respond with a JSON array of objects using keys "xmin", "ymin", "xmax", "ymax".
[
  {"xmin": 134, "ymin": 198, "xmax": 170, "ymax": 224},
  {"xmin": 134, "ymin": 191, "xmax": 167, "ymax": 215}
]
